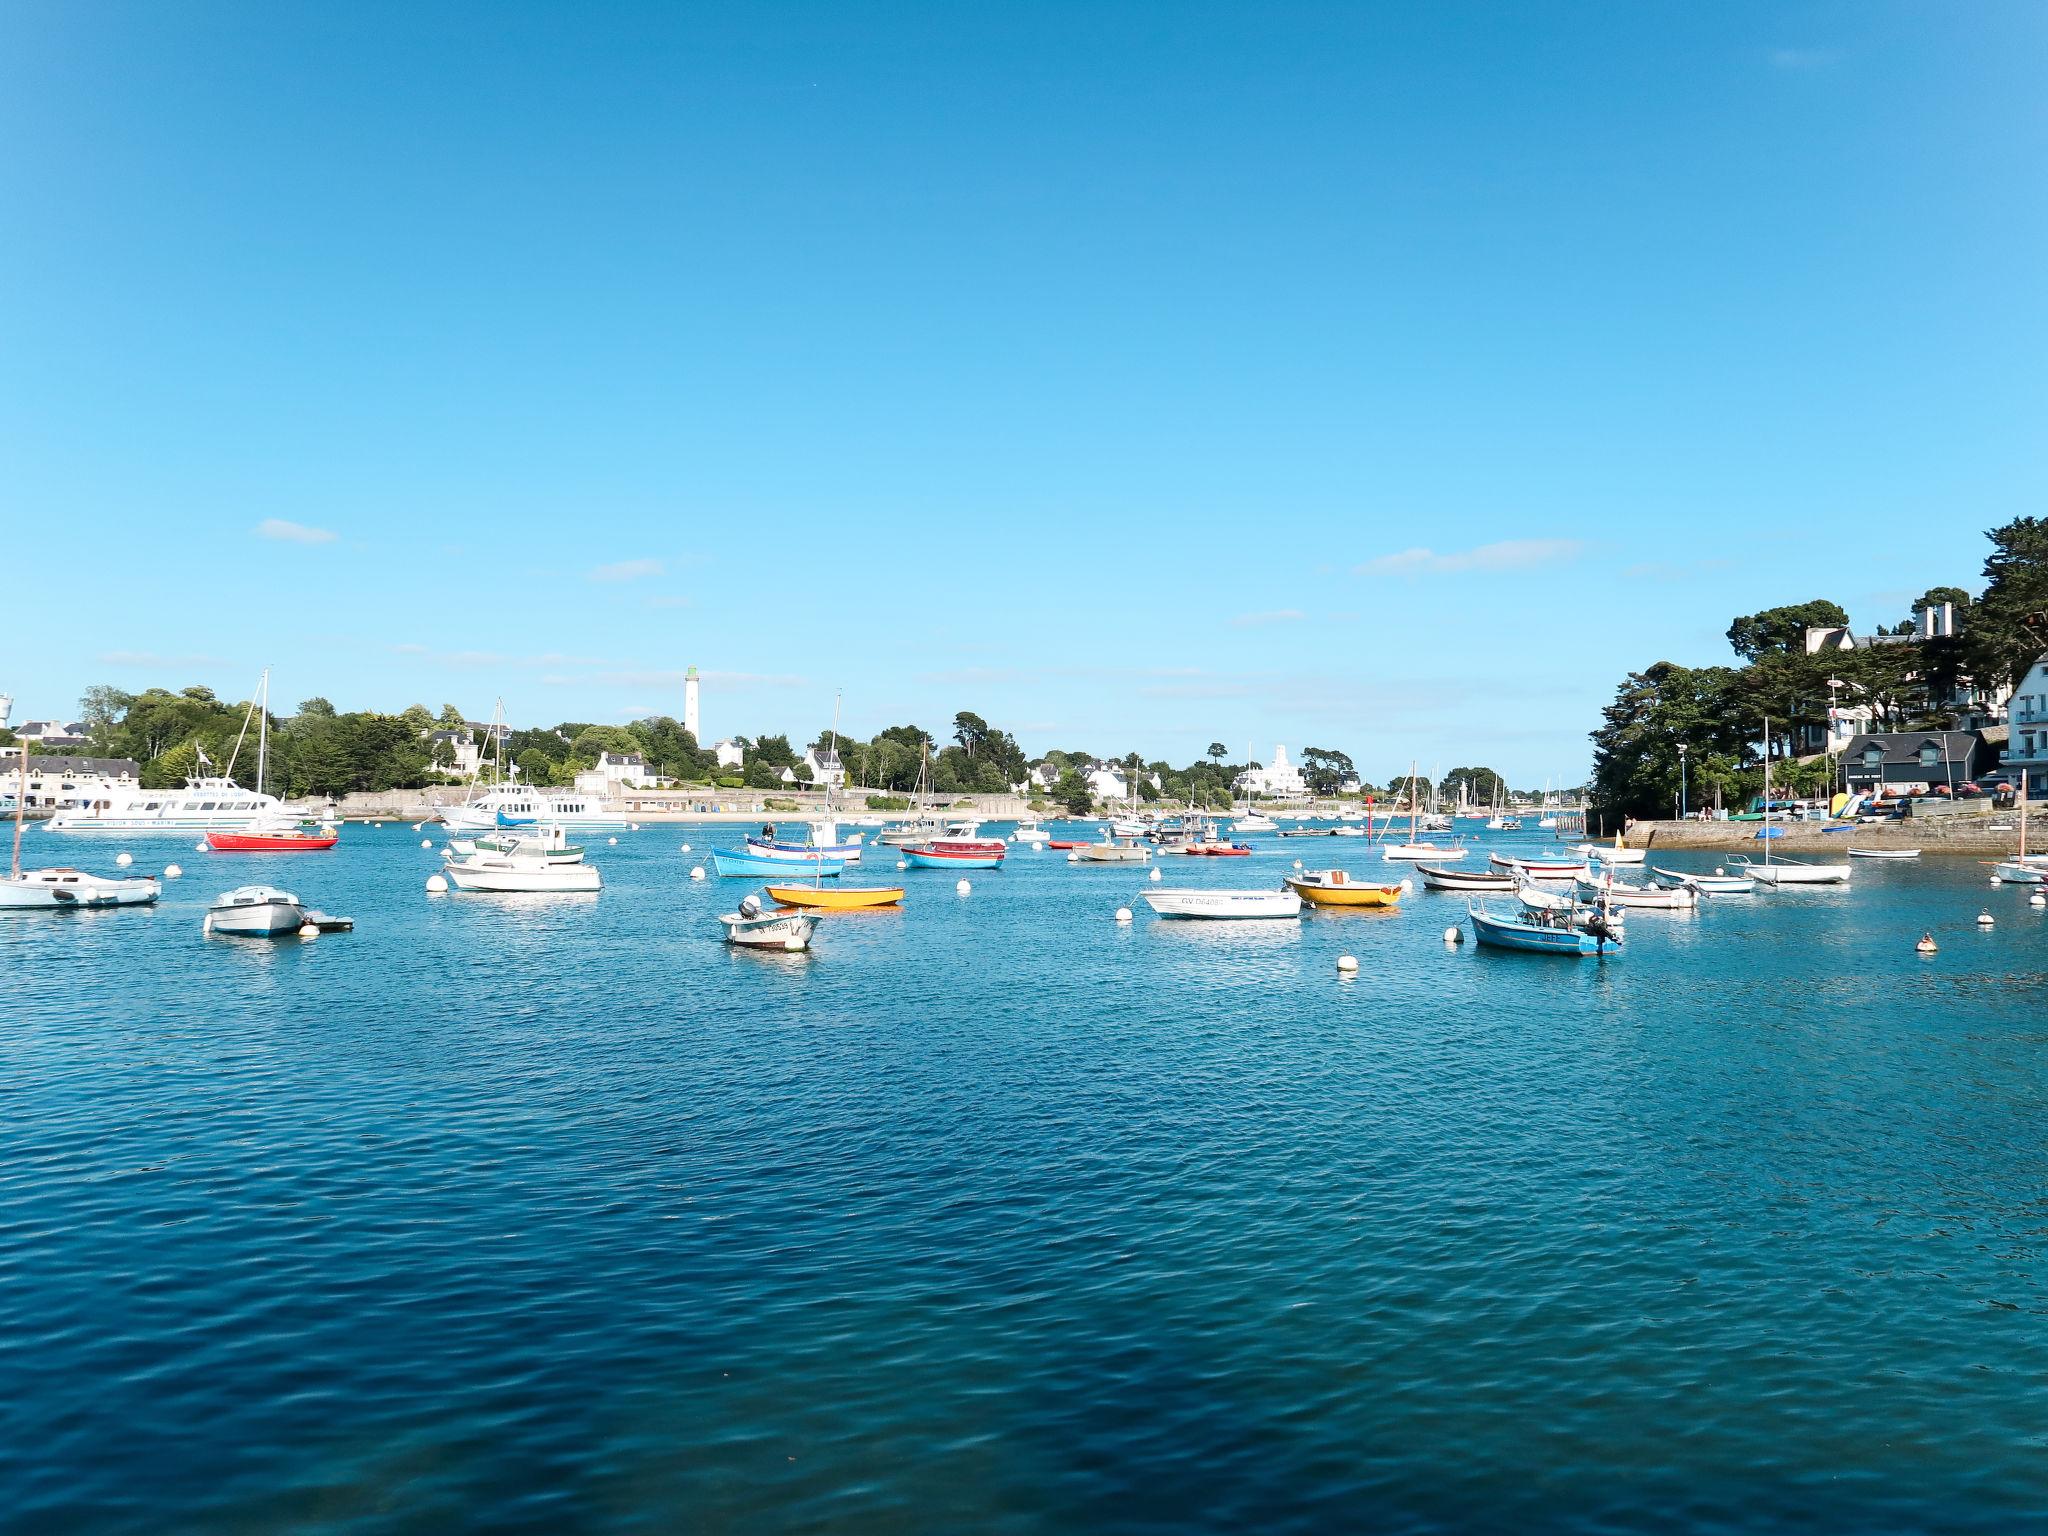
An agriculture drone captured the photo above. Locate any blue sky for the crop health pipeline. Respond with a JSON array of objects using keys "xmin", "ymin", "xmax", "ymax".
[{"xmin": 4, "ymin": 3, "xmax": 2042, "ymax": 784}]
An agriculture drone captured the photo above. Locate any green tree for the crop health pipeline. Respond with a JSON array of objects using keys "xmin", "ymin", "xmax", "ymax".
[
  {"xmin": 1588, "ymin": 661, "xmax": 1749, "ymax": 823},
  {"xmin": 1725, "ymin": 599, "xmax": 1849, "ymax": 661},
  {"xmin": 1299, "ymin": 746, "xmax": 1356, "ymax": 796},
  {"xmin": 1207, "ymin": 742, "xmax": 1227, "ymax": 765},
  {"xmin": 1052, "ymin": 769, "xmax": 1093, "ymax": 817},
  {"xmin": 438, "ymin": 703, "xmax": 466, "ymax": 728},
  {"xmin": 1964, "ymin": 517, "xmax": 2048, "ymax": 690}
]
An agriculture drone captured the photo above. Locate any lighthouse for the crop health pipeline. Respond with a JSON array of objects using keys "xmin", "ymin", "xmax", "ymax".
[{"xmin": 684, "ymin": 665, "xmax": 701, "ymax": 741}]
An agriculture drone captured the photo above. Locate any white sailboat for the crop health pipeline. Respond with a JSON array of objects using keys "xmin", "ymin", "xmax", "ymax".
[
  {"xmin": 0, "ymin": 740, "xmax": 162, "ymax": 909},
  {"xmin": 1733, "ymin": 718, "xmax": 1850, "ymax": 886}
]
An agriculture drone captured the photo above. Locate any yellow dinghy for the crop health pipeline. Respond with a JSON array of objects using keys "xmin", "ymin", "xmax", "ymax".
[
  {"xmin": 1284, "ymin": 870, "xmax": 1404, "ymax": 909},
  {"xmin": 765, "ymin": 884, "xmax": 906, "ymax": 911}
]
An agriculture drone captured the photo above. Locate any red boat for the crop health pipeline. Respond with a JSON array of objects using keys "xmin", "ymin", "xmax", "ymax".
[
  {"xmin": 1179, "ymin": 842, "xmax": 1252, "ymax": 857},
  {"xmin": 206, "ymin": 825, "xmax": 339, "ymax": 852},
  {"xmin": 1048, "ymin": 840, "xmax": 1090, "ymax": 850}
]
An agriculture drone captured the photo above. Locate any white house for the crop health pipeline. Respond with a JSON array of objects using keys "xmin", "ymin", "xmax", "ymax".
[
  {"xmin": 1236, "ymin": 744, "xmax": 1307, "ymax": 799},
  {"xmin": 2002, "ymin": 655, "xmax": 2048, "ymax": 798},
  {"xmin": 0, "ymin": 750, "xmax": 141, "ymax": 809},
  {"xmin": 1801, "ymin": 600, "xmax": 2010, "ymax": 752},
  {"xmin": 573, "ymin": 750, "xmax": 650, "ymax": 797},
  {"xmin": 422, "ymin": 729, "xmax": 483, "ymax": 779},
  {"xmin": 1027, "ymin": 761, "xmax": 1061, "ymax": 789},
  {"xmin": 13, "ymin": 719, "xmax": 89, "ymax": 752},
  {"xmin": 803, "ymin": 746, "xmax": 846, "ymax": 788},
  {"xmin": 713, "ymin": 738, "xmax": 746, "ymax": 770},
  {"xmin": 1085, "ymin": 762, "xmax": 1128, "ymax": 801}
]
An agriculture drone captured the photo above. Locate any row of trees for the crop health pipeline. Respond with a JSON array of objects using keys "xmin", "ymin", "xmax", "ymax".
[
  {"xmin": 1589, "ymin": 519, "xmax": 2047, "ymax": 823},
  {"xmin": 72, "ymin": 686, "xmax": 1533, "ymax": 811}
]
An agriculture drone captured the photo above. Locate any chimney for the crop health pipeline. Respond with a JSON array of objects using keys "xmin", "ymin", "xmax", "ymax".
[
  {"xmin": 1918, "ymin": 605, "xmax": 1934, "ymax": 640},
  {"xmin": 1937, "ymin": 601, "xmax": 1954, "ymax": 638}
]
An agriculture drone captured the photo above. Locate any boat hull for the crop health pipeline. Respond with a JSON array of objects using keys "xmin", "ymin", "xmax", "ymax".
[
  {"xmin": 206, "ymin": 830, "xmax": 339, "ymax": 851},
  {"xmin": 0, "ymin": 871, "xmax": 162, "ymax": 909},
  {"xmin": 1286, "ymin": 875, "xmax": 1404, "ymax": 908},
  {"xmin": 1469, "ymin": 903, "xmax": 1616, "ymax": 955},
  {"xmin": 1143, "ymin": 889, "xmax": 1302, "ymax": 919},
  {"xmin": 764, "ymin": 885, "xmax": 905, "ymax": 910},
  {"xmin": 1417, "ymin": 864, "xmax": 1515, "ymax": 891},
  {"xmin": 720, "ymin": 910, "xmax": 819, "ymax": 949},
  {"xmin": 1383, "ymin": 844, "xmax": 1465, "ymax": 862},
  {"xmin": 903, "ymin": 847, "xmax": 1004, "ymax": 869},
  {"xmin": 444, "ymin": 862, "xmax": 603, "ymax": 892},
  {"xmin": 711, "ymin": 850, "xmax": 845, "ymax": 878}
]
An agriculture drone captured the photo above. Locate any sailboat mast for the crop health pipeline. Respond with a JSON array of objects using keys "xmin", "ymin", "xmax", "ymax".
[
  {"xmin": 254, "ymin": 668, "xmax": 270, "ymax": 801},
  {"xmin": 10, "ymin": 737, "xmax": 26, "ymax": 879}
]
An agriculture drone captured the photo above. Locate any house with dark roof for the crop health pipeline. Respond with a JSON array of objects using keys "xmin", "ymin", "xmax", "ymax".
[{"xmin": 1841, "ymin": 730, "xmax": 1992, "ymax": 795}]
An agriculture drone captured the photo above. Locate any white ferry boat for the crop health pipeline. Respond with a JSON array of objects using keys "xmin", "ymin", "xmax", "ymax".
[
  {"xmin": 47, "ymin": 777, "xmax": 299, "ymax": 834},
  {"xmin": 440, "ymin": 786, "xmax": 628, "ymax": 833}
]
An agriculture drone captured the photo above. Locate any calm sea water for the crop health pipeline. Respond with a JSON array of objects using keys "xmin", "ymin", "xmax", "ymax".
[{"xmin": 4, "ymin": 822, "xmax": 2045, "ymax": 1534}]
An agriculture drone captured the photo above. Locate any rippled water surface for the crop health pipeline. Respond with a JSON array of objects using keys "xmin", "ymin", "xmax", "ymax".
[{"xmin": 5, "ymin": 824, "xmax": 2046, "ymax": 1533}]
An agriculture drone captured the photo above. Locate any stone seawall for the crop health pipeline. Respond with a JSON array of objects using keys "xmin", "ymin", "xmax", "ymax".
[{"xmin": 1626, "ymin": 817, "xmax": 2025, "ymax": 857}]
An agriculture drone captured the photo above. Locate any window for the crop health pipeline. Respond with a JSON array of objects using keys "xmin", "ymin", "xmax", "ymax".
[
  {"xmin": 199, "ymin": 801, "xmax": 218, "ymax": 811},
  {"xmin": 1862, "ymin": 746, "xmax": 1882, "ymax": 768},
  {"xmin": 1917, "ymin": 745, "xmax": 1939, "ymax": 769}
]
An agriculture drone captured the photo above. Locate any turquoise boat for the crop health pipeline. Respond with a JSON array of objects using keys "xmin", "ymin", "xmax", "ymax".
[
  {"xmin": 711, "ymin": 848, "xmax": 845, "ymax": 879},
  {"xmin": 1468, "ymin": 900, "xmax": 1621, "ymax": 956}
]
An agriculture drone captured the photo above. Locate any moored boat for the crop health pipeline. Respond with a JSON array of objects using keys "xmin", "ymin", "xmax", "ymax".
[
  {"xmin": 903, "ymin": 842, "xmax": 1005, "ymax": 870},
  {"xmin": 1284, "ymin": 870, "xmax": 1405, "ymax": 908},
  {"xmin": 444, "ymin": 851, "xmax": 603, "ymax": 892},
  {"xmin": 1730, "ymin": 855, "xmax": 1851, "ymax": 886},
  {"xmin": 1847, "ymin": 847, "xmax": 1921, "ymax": 860},
  {"xmin": 764, "ymin": 884, "xmax": 906, "ymax": 910},
  {"xmin": 1142, "ymin": 888, "xmax": 1302, "ymax": 919},
  {"xmin": 1576, "ymin": 875, "xmax": 1697, "ymax": 909},
  {"xmin": 1382, "ymin": 842, "xmax": 1466, "ymax": 863},
  {"xmin": 0, "ymin": 867, "xmax": 163, "ymax": 909},
  {"xmin": 711, "ymin": 847, "xmax": 845, "ymax": 879},
  {"xmin": 1416, "ymin": 863, "xmax": 1515, "ymax": 892},
  {"xmin": 719, "ymin": 894, "xmax": 818, "ymax": 950},
  {"xmin": 1490, "ymin": 853, "xmax": 1588, "ymax": 880},
  {"xmin": 1649, "ymin": 866, "xmax": 1756, "ymax": 895},
  {"xmin": 204, "ymin": 884, "xmax": 310, "ymax": 935},
  {"xmin": 1468, "ymin": 899, "xmax": 1621, "ymax": 956}
]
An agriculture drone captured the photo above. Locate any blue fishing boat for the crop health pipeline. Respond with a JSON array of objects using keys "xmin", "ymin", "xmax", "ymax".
[
  {"xmin": 1467, "ymin": 900, "xmax": 1621, "ymax": 956},
  {"xmin": 711, "ymin": 847, "xmax": 846, "ymax": 879}
]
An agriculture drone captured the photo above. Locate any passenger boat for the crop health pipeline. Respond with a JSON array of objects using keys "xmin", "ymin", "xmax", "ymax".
[
  {"xmin": 1416, "ymin": 863, "xmax": 1515, "ymax": 892},
  {"xmin": 719, "ymin": 895, "xmax": 818, "ymax": 950},
  {"xmin": 712, "ymin": 847, "xmax": 845, "ymax": 878},
  {"xmin": 764, "ymin": 884, "xmax": 905, "ymax": 910},
  {"xmin": 1284, "ymin": 870, "xmax": 1404, "ymax": 908},
  {"xmin": 1649, "ymin": 866, "xmax": 1756, "ymax": 895},
  {"xmin": 1142, "ymin": 888, "xmax": 1302, "ymax": 919},
  {"xmin": 204, "ymin": 884, "xmax": 309, "ymax": 935},
  {"xmin": 444, "ymin": 851, "xmax": 603, "ymax": 892},
  {"xmin": 1468, "ymin": 899, "xmax": 1621, "ymax": 956},
  {"xmin": 48, "ymin": 776, "xmax": 299, "ymax": 834}
]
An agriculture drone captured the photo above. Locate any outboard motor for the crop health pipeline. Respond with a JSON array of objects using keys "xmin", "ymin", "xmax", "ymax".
[{"xmin": 739, "ymin": 894, "xmax": 762, "ymax": 920}]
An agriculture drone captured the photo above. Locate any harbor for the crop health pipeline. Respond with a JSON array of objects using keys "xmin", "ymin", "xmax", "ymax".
[{"xmin": 6, "ymin": 815, "xmax": 2046, "ymax": 1530}]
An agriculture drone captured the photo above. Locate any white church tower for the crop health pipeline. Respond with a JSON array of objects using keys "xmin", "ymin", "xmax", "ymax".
[{"xmin": 683, "ymin": 665, "xmax": 701, "ymax": 741}]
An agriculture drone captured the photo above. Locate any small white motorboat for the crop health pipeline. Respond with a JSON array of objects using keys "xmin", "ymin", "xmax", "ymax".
[
  {"xmin": 0, "ymin": 867, "xmax": 162, "ymax": 910},
  {"xmin": 444, "ymin": 851, "xmax": 603, "ymax": 893},
  {"xmin": 1578, "ymin": 843, "xmax": 1647, "ymax": 865},
  {"xmin": 1649, "ymin": 866, "xmax": 1756, "ymax": 895},
  {"xmin": 1847, "ymin": 847, "xmax": 1921, "ymax": 860},
  {"xmin": 718, "ymin": 894, "xmax": 818, "ymax": 950},
  {"xmin": 1382, "ymin": 842, "xmax": 1466, "ymax": 863},
  {"xmin": 1417, "ymin": 863, "xmax": 1516, "ymax": 892},
  {"xmin": 1577, "ymin": 876, "xmax": 1697, "ymax": 909},
  {"xmin": 1142, "ymin": 888, "xmax": 1302, "ymax": 919},
  {"xmin": 1012, "ymin": 818, "xmax": 1052, "ymax": 846},
  {"xmin": 205, "ymin": 884, "xmax": 309, "ymax": 936},
  {"xmin": 1492, "ymin": 854, "xmax": 1589, "ymax": 881},
  {"xmin": 1990, "ymin": 861, "xmax": 2047, "ymax": 885},
  {"xmin": 1232, "ymin": 810, "xmax": 1279, "ymax": 834},
  {"xmin": 1730, "ymin": 856, "xmax": 1851, "ymax": 886},
  {"xmin": 448, "ymin": 824, "xmax": 586, "ymax": 864}
]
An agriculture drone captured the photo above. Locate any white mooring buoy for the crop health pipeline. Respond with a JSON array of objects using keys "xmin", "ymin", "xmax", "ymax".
[
  {"xmin": 2032, "ymin": 892, "xmax": 2046, "ymax": 909},
  {"xmin": 679, "ymin": 843, "xmax": 692, "ymax": 853},
  {"xmin": 116, "ymin": 852, "xmax": 133, "ymax": 867},
  {"xmin": 608, "ymin": 837, "xmax": 618, "ymax": 846},
  {"xmin": 298, "ymin": 923, "xmax": 320, "ymax": 938},
  {"xmin": 956, "ymin": 878, "xmax": 971, "ymax": 895},
  {"xmin": 1916, "ymin": 932, "xmax": 1937, "ymax": 955},
  {"xmin": 195, "ymin": 839, "xmax": 208, "ymax": 852},
  {"xmin": 425, "ymin": 874, "xmax": 449, "ymax": 893},
  {"xmin": 1978, "ymin": 910, "xmax": 1995, "ymax": 927},
  {"xmin": 898, "ymin": 860, "xmax": 910, "ymax": 871},
  {"xmin": 1149, "ymin": 867, "xmax": 1162, "ymax": 882},
  {"xmin": 1115, "ymin": 906, "xmax": 1133, "ymax": 923},
  {"xmin": 421, "ymin": 839, "xmax": 433, "ymax": 850},
  {"xmin": 690, "ymin": 866, "xmax": 706, "ymax": 881},
  {"xmin": 1337, "ymin": 954, "xmax": 1359, "ymax": 973},
  {"xmin": 1444, "ymin": 925, "xmax": 1463, "ymax": 945},
  {"xmin": 164, "ymin": 864, "xmax": 183, "ymax": 879}
]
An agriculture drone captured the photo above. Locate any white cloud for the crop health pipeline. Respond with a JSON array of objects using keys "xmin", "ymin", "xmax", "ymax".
[
  {"xmin": 254, "ymin": 518, "xmax": 336, "ymax": 545},
  {"xmin": 1357, "ymin": 539, "xmax": 1582, "ymax": 577},
  {"xmin": 1228, "ymin": 609, "xmax": 1307, "ymax": 629},
  {"xmin": 589, "ymin": 558, "xmax": 663, "ymax": 583}
]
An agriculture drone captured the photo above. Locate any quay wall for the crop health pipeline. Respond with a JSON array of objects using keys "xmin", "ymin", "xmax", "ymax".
[{"xmin": 1627, "ymin": 817, "xmax": 2026, "ymax": 857}]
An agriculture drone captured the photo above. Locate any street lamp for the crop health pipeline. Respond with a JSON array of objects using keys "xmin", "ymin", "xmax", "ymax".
[{"xmin": 1678, "ymin": 744, "xmax": 1689, "ymax": 820}]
